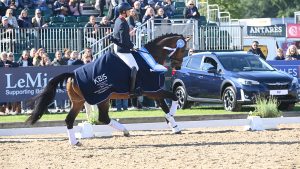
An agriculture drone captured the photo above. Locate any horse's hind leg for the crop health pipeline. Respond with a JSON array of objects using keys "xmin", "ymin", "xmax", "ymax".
[
  {"xmin": 97, "ymin": 99, "xmax": 130, "ymax": 136},
  {"xmin": 65, "ymin": 80, "xmax": 85, "ymax": 145}
]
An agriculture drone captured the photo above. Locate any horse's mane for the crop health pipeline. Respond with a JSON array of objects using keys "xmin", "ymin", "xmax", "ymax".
[{"xmin": 144, "ymin": 33, "xmax": 183, "ymax": 49}]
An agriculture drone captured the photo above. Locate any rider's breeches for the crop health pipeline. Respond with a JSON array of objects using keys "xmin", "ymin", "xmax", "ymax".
[{"xmin": 114, "ymin": 45, "xmax": 139, "ymax": 70}]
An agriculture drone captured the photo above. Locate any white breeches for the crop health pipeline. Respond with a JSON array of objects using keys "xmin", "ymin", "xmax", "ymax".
[{"xmin": 114, "ymin": 45, "xmax": 139, "ymax": 70}]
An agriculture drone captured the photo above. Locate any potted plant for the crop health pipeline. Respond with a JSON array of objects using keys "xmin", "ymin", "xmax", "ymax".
[{"xmin": 247, "ymin": 96, "xmax": 282, "ymax": 130}]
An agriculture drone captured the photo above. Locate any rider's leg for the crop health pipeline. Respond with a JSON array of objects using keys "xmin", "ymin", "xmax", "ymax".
[{"xmin": 114, "ymin": 45, "xmax": 142, "ymax": 96}]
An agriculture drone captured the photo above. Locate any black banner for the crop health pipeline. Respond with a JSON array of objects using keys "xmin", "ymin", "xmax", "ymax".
[
  {"xmin": 247, "ymin": 24, "xmax": 286, "ymax": 37},
  {"xmin": 0, "ymin": 66, "xmax": 80, "ymax": 102}
]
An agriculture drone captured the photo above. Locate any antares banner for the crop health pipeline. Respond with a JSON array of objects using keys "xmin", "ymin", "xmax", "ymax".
[
  {"xmin": 247, "ymin": 24, "xmax": 286, "ymax": 37},
  {"xmin": 0, "ymin": 66, "xmax": 80, "ymax": 102}
]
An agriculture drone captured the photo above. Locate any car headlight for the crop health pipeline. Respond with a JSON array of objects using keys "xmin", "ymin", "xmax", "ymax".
[{"xmin": 237, "ymin": 78, "xmax": 260, "ymax": 85}]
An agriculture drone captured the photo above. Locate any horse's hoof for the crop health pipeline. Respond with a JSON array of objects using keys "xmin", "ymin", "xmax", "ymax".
[
  {"xmin": 73, "ymin": 142, "xmax": 82, "ymax": 147},
  {"xmin": 124, "ymin": 131, "xmax": 130, "ymax": 137},
  {"xmin": 174, "ymin": 131, "xmax": 182, "ymax": 134}
]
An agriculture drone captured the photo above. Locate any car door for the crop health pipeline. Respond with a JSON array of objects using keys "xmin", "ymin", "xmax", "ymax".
[
  {"xmin": 199, "ymin": 56, "xmax": 223, "ymax": 99},
  {"xmin": 184, "ymin": 56, "xmax": 204, "ymax": 98}
]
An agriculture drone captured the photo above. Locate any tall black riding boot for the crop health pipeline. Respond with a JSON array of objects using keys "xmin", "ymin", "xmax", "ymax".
[{"xmin": 130, "ymin": 67, "xmax": 143, "ymax": 97}]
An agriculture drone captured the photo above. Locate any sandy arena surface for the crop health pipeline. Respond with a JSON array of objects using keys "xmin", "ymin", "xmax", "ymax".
[{"xmin": 1, "ymin": 124, "xmax": 300, "ymax": 169}]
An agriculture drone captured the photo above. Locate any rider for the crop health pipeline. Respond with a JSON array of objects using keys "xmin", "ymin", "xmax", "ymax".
[{"xmin": 110, "ymin": 2, "xmax": 142, "ymax": 97}]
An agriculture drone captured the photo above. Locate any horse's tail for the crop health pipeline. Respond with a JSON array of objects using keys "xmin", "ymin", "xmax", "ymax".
[{"xmin": 26, "ymin": 72, "xmax": 75, "ymax": 125}]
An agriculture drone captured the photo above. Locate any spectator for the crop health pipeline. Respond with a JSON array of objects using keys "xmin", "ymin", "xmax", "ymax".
[
  {"xmin": 0, "ymin": 0, "xmax": 8, "ymax": 17},
  {"xmin": 7, "ymin": 52, "xmax": 19, "ymax": 67},
  {"xmin": 285, "ymin": 45, "xmax": 300, "ymax": 60},
  {"xmin": 63, "ymin": 48, "xmax": 71, "ymax": 61},
  {"xmin": 83, "ymin": 47, "xmax": 93, "ymax": 59},
  {"xmin": 67, "ymin": 51, "xmax": 83, "ymax": 65},
  {"xmin": 154, "ymin": 7, "xmax": 169, "ymax": 24},
  {"xmin": 0, "ymin": 16, "xmax": 15, "ymax": 51},
  {"xmin": 274, "ymin": 48, "xmax": 285, "ymax": 60},
  {"xmin": 95, "ymin": 0, "xmax": 106, "ymax": 17},
  {"xmin": 69, "ymin": 0, "xmax": 83, "ymax": 16},
  {"xmin": 147, "ymin": 0, "xmax": 158, "ymax": 10},
  {"xmin": 161, "ymin": 0, "xmax": 174, "ymax": 18},
  {"xmin": 5, "ymin": 8, "xmax": 19, "ymax": 28},
  {"xmin": 32, "ymin": 48, "xmax": 44, "ymax": 66},
  {"xmin": 32, "ymin": 9, "xmax": 48, "ymax": 27},
  {"xmin": 8, "ymin": 0, "xmax": 19, "ymax": 11},
  {"xmin": 248, "ymin": 41, "xmax": 266, "ymax": 60},
  {"xmin": 99, "ymin": 16, "xmax": 112, "ymax": 27},
  {"xmin": 0, "ymin": 16, "xmax": 13, "ymax": 28},
  {"xmin": 84, "ymin": 15, "xmax": 99, "ymax": 44},
  {"xmin": 115, "ymin": 99, "xmax": 128, "ymax": 111},
  {"xmin": 133, "ymin": 1, "xmax": 143, "ymax": 23},
  {"xmin": 40, "ymin": 53, "xmax": 52, "ymax": 66},
  {"xmin": 52, "ymin": 51, "xmax": 67, "ymax": 65},
  {"xmin": 17, "ymin": 50, "xmax": 33, "ymax": 66},
  {"xmin": 19, "ymin": 0, "xmax": 33, "ymax": 9},
  {"xmin": 0, "ymin": 51, "xmax": 14, "ymax": 67},
  {"xmin": 108, "ymin": 0, "xmax": 124, "ymax": 21},
  {"xmin": 142, "ymin": 6, "xmax": 154, "ymax": 23},
  {"xmin": 33, "ymin": 0, "xmax": 48, "ymax": 11},
  {"xmin": 128, "ymin": 9, "xmax": 139, "ymax": 28},
  {"xmin": 53, "ymin": 0, "xmax": 69, "ymax": 17},
  {"xmin": 29, "ymin": 48, "xmax": 36, "ymax": 61},
  {"xmin": 17, "ymin": 9, "xmax": 32, "ymax": 28},
  {"xmin": 184, "ymin": 0, "xmax": 200, "ymax": 20},
  {"xmin": 81, "ymin": 52, "xmax": 92, "ymax": 64}
]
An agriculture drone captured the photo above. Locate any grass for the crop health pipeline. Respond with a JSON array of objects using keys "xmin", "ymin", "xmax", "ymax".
[
  {"xmin": 1, "ymin": 103, "xmax": 299, "ymax": 123},
  {"xmin": 0, "ymin": 105, "xmax": 248, "ymax": 123}
]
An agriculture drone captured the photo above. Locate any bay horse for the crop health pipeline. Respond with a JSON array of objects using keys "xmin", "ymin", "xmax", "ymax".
[{"xmin": 26, "ymin": 33, "xmax": 190, "ymax": 146}]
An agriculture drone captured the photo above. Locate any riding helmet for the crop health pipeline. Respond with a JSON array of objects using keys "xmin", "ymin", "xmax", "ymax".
[{"xmin": 118, "ymin": 2, "xmax": 132, "ymax": 13}]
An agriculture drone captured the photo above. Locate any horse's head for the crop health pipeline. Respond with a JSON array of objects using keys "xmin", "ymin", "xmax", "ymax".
[{"xmin": 144, "ymin": 33, "xmax": 191, "ymax": 70}]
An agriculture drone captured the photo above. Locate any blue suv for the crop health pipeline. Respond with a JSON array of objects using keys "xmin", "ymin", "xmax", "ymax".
[{"xmin": 171, "ymin": 52, "xmax": 300, "ymax": 111}]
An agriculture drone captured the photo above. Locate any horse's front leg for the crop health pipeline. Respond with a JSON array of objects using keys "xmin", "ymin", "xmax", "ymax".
[
  {"xmin": 156, "ymin": 99, "xmax": 181, "ymax": 134},
  {"xmin": 143, "ymin": 90, "xmax": 181, "ymax": 134}
]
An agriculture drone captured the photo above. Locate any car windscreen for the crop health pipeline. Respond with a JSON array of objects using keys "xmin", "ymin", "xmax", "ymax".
[{"xmin": 218, "ymin": 55, "xmax": 275, "ymax": 72}]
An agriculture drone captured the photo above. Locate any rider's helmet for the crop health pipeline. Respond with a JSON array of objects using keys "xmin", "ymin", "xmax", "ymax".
[{"xmin": 118, "ymin": 2, "xmax": 132, "ymax": 13}]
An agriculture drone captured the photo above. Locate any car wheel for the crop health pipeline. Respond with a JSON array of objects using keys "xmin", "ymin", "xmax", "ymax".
[
  {"xmin": 278, "ymin": 102, "xmax": 295, "ymax": 111},
  {"xmin": 222, "ymin": 86, "xmax": 241, "ymax": 112},
  {"xmin": 174, "ymin": 86, "xmax": 192, "ymax": 109}
]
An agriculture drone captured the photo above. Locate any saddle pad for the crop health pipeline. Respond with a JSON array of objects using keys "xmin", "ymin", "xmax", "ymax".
[{"xmin": 74, "ymin": 51, "xmax": 166, "ymax": 105}]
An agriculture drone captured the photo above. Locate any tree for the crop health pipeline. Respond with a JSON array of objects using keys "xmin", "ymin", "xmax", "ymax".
[{"xmin": 208, "ymin": 0, "xmax": 300, "ymax": 19}]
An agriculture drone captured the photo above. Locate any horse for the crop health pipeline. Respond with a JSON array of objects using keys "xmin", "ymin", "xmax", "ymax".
[{"xmin": 26, "ymin": 33, "xmax": 190, "ymax": 146}]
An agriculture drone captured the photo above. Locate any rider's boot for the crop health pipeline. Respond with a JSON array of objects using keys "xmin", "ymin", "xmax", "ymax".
[{"xmin": 130, "ymin": 67, "xmax": 143, "ymax": 97}]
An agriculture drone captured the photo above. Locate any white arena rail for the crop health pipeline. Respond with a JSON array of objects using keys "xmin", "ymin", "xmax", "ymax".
[{"xmin": 1, "ymin": 117, "xmax": 300, "ymax": 137}]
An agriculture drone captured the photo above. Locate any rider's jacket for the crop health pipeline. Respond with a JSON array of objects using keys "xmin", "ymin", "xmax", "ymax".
[{"xmin": 112, "ymin": 15, "xmax": 134, "ymax": 53}]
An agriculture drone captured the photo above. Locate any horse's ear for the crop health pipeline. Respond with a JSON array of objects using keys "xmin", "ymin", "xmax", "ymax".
[{"xmin": 185, "ymin": 36, "xmax": 192, "ymax": 42}]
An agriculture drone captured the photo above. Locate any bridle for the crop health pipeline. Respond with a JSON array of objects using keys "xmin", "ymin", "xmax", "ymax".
[
  {"xmin": 163, "ymin": 38, "xmax": 186, "ymax": 62},
  {"xmin": 135, "ymin": 37, "xmax": 186, "ymax": 63}
]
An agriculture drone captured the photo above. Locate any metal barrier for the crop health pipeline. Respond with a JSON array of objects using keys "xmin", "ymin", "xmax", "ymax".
[
  {"xmin": 0, "ymin": 27, "xmax": 112, "ymax": 55},
  {"xmin": 199, "ymin": 25, "xmax": 243, "ymax": 51},
  {"xmin": 1, "ymin": 20, "xmax": 243, "ymax": 56}
]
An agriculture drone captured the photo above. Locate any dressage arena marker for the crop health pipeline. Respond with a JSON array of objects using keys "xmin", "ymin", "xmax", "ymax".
[{"xmin": 1, "ymin": 117, "xmax": 300, "ymax": 137}]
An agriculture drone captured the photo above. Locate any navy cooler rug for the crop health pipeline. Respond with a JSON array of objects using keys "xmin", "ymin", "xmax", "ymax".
[{"xmin": 74, "ymin": 51, "xmax": 165, "ymax": 105}]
